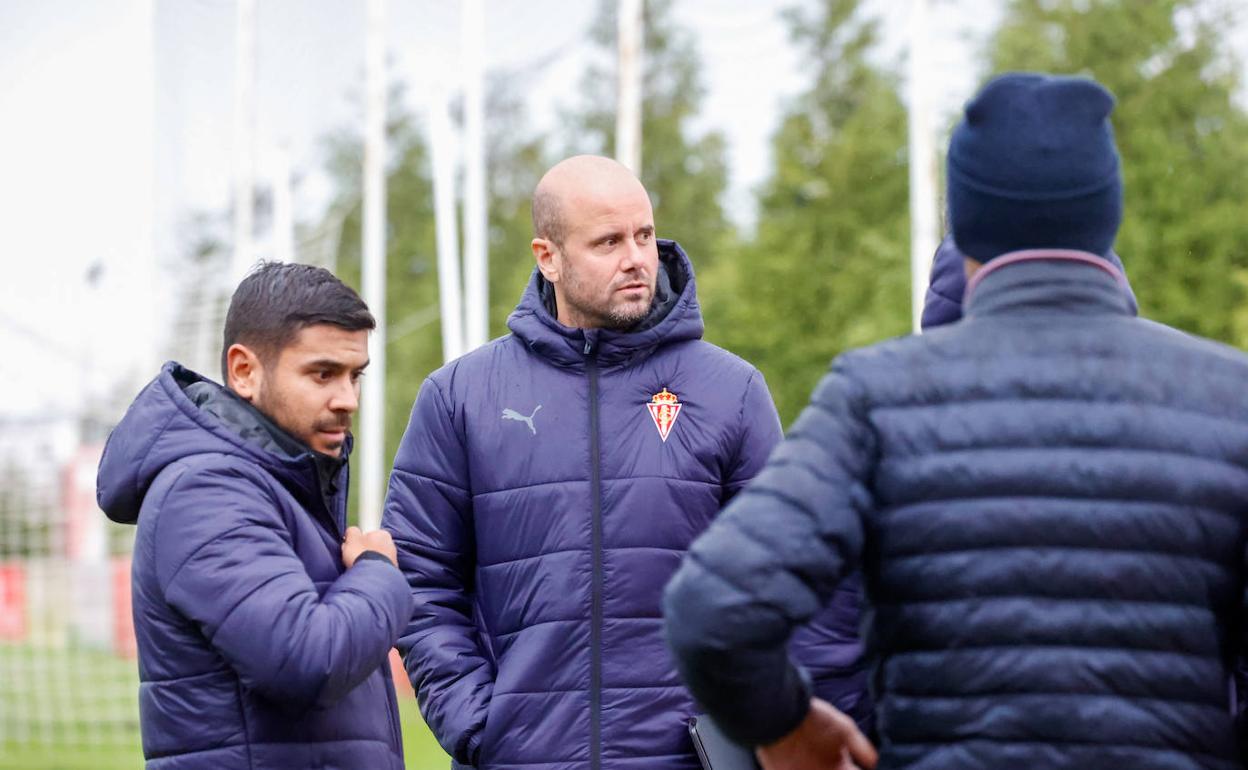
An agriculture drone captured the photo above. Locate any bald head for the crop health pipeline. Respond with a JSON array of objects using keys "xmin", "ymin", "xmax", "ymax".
[
  {"xmin": 532, "ymin": 155, "xmax": 649, "ymax": 246},
  {"xmin": 529, "ymin": 155, "xmax": 660, "ymax": 331}
]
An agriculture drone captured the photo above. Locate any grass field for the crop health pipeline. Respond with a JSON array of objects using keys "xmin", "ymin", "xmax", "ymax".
[
  {"xmin": 0, "ymin": 643, "xmax": 449, "ymax": 770},
  {"xmin": 0, "ymin": 702, "xmax": 447, "ymax": 770}
]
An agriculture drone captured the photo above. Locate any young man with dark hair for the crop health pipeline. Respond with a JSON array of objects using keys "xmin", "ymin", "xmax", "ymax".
[{"xmin": 97, "ymin": 262, "xmax": 412, "ymax": 769}]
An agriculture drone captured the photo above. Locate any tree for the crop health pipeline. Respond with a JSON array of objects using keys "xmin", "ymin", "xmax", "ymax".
[
  {"xmin": 987, "ymin": 0, "xmax": 1248, "ymax": 345},
  {"xmin": 712, "ymin": 0, "xmax": 911, "ymax": 424},
  {"xmin": 564, "ymin": 0, "xmax": 736, "ymax": 277},
  {"xmin": 320, "ymin": 78, "xmax": 549, "ymax": 506},
  {"xmin": 322, "ymin": 86, "xmax": 442, "ymax": 478},
  {"xmin": 482, "ymin": 74, "xmax": 552, "ymax": 338}
]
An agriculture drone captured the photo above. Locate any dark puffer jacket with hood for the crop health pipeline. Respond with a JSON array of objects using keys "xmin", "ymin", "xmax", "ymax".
[
  {"xmin": 97, "ymin": 364, "xmax": 412, "ymax": 769},
  {"xmin": 382, "ymin": 240, "xmax": 869, "ymax": 770}
]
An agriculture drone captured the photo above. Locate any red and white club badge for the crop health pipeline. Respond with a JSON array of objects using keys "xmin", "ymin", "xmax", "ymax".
[{"xmin": 647, "ymin": 388, "xmax": 682, "ymax": 442}]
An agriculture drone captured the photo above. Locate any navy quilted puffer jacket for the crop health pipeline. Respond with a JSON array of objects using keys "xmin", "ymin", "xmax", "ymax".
[
  {"xmin": 383, "ymin": 241, "xmax": 868, "ymax": 770},
  {"xmin": 97, "ymin": 364, "xmax": 412, "ymax": 769},
  {"xmin": 922, "ymin": 234, "xmax": 1137, "ymax": 329},
  {"xmin": 667, "ymin": 253, "xmax": 1248, "ymax": 769}
]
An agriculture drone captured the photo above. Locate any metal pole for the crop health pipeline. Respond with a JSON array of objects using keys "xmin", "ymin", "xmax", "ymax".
[
  {"xmin": 231, "ymin": 0, "xmax": 256, "ymax": 283},
  {"xmin": 908, "ymin": 0, "xmax": 938, "ymax": 333},
  {"xmin": 270, "ymin": 145, "xmax": 294, "ymax": 264},
  {"xmin": 360, "ymin": 0, "xmax": 387, "ymax": 531},
  {"xmin": 462, "ymin": 0, "xmax": 489, "ymax": 350},
  {"xmin": 615, "ymin": 0, "xmax": 643, "ymax": 173},
  {"xmin": 139, "ymin": 0, "xmax": 159, "ymax": 382},
  {"xmin": 430, "ymin": 80, "xmax": 466, "ymax": 364}
]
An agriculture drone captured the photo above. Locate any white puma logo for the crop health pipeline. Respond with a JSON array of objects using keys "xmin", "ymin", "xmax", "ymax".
[{"xmin": 501, "ymin": 405, "xmax": 542, "ymax": 435}]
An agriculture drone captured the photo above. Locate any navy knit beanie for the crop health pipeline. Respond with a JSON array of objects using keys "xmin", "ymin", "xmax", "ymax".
[{"xmin": 947, "ymin": 72, "xmax": 1123, "ymax": 262}]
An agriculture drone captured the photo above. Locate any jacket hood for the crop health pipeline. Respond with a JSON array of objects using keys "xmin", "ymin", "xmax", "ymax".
[
  {"xmin": 97, "ymin": 362, "xmax": 344, "ymax": 524},
  {"xmin": 921, "ymin": 234, "xmax": 1138, "ymax": 330},
  {"xmin": 506, "ymin": 239, "xmax": 704, "ymax": 369}
]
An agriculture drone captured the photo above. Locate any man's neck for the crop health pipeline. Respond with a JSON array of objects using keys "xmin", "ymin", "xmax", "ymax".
[
  {"xmin": 550, "ymin": 289, "xmax": 599, "ymax": 330},
  {"xmin": 556, "ymin": 306, "xmax": 595, "ymax": 331}
]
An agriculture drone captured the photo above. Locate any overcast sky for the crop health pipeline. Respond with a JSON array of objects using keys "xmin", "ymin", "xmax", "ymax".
[{"xmin": 0, "ymin": 0, "xmax": 1243, "ymax": 422}]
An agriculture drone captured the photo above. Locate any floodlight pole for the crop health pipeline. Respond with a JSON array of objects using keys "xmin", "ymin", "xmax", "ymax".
[
  {"xmin": 360, "ymin": 0, "xmax": 388, "ymax": 531},
  {"xmin": 908, "ymin": 0, "xmax": 939, "ymax": 333},
  {"xmin": 231, "ymin": 0, "xmax": 256, "ymax": 283},
  {"xmin": 430, "ymin": 81, "xmax": 466, "ymax": 365},
  {"xmin": 270, "ymin": 145, "xmax": 294, "ymax": 264},
  {"xmin": 616, "ymin": 0, "xmax": 644, "ymax": 173},
  {"xmin": 462, "ymin": 0, "xmax": 489, "ymax": 350}
]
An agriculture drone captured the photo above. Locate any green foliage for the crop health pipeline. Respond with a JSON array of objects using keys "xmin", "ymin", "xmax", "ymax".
[
  {"xmin": 482, "ymin": 77, "xmax": 551, "ymax": 338},
  {"xmin": 565, "ymin": 0, "xmax": 737, "ymax": 278},
  {"xmin": 324, "ymin": 92, "xmax": 442, "ymax": 483},
  {"xmin": 324, "ymin": 82, "xmax": 548, "ymax": 500},
  {"xmin": 988, "ymin": 0, "xmax": 1248, "ymax": 345},
  {"xmin": 709, "ymin": 0, "xmax": 911, "ymax": 424}
]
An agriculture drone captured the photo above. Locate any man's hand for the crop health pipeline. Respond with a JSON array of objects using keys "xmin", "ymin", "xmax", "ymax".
[
  {"xmin": 341, "ymin": 526, "xmax": 398, "ymax": 568},
  {"xmin": 756, "ymin": 698, "xmax": 877, "ymax": 770}
]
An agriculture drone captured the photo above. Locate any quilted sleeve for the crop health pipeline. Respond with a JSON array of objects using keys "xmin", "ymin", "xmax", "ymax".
[
  {"xmin": 383, "ymin": 377, "xmax": 493, "ymax": 765},
  {"xmin": 664, "ymin": 357, "xmax": 877, "ymax": 746},
  {"xmin": 721, "ymin": 369, "xmax": 784, "ymax": 504},
  {"xmin": 156, "ymin": 463, "xmax": 411, "ymax": 712}
]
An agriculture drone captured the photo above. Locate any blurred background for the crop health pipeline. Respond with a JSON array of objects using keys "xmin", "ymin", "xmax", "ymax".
[{"xmin": 1, "ymin": 1, "xmax": 1246, "ymax": 767}]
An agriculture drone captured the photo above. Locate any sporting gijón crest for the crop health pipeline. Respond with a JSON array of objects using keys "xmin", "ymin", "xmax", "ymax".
[{"xmin": 647, "ymin": 388, "xmax": 682, "ymax": 442}]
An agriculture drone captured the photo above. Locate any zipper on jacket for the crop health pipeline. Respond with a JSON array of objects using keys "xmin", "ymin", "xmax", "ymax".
[{"xmin": 585, "ymin": 337, "xmax": 604, "ymax": 770}]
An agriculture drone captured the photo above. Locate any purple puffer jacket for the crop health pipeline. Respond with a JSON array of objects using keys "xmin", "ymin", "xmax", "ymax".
[
  {"xmin": 97, "ymin": 364, "xmax": 412, "ymax": 769},
  {"xmin": 382, "ymin": 241, "xmax": 868, "ymax": 770}
]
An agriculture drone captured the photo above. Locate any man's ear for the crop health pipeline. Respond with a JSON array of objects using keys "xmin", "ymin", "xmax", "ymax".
[
  {"xmin": 225, "ymin": 343, "xmax": 263, "ymax": 402},
  {"xmin": 532, "ymin": 238, "xmax": 560, "ymax": 284}
]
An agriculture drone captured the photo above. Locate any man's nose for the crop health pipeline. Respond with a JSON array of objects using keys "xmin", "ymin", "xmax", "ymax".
[
  {"xmin": 619, "ymin": 237, "xmax": 643, "ymax": 271},
  {"xmin": 330, "ymin": 377, "xmax": 360, "ymax": 414}
]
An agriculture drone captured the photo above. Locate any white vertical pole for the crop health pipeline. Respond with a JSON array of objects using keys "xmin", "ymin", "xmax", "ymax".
[
  {"xmin": 908, "ymin": 0, "xmax": 939, "ymax": 333},
  {"xmin": 462, "ymin": 0, "xmax": 489, "ymax": 350},
  {"xmin": 616, "ymin": 0, "xmax": 643, "ymax": 174},
  {"xmin": 270, "ymin": 144, "xmax": 294, "ymax": 264},
  {"xmin": 360, "ymin": 0, "xmax": 387, "ymax": 531},
  {"xmin": 430, "ymin": 81, "xmax": 466, "ymax": 364},
  {"xmin": 138, "ymin": 0, "xmax": 159, "ymax": 381},
  {"xmin": 231, "ymin": 0, "xmax": 256, "ymax": 283}
]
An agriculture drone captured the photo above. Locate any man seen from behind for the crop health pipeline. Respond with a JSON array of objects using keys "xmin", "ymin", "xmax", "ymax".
[{"xmin": 665, "ymin": 73, "xmax": 1248, "ymax": 770}]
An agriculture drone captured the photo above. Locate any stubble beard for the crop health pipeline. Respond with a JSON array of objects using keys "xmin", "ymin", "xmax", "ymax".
[
  {"xmin": 562, "ymin": 262, "xmax": 654, "ymax": 331},
  {"xmin": 255, "ymin": 381, "xmax": 350, "ymax": 456}
]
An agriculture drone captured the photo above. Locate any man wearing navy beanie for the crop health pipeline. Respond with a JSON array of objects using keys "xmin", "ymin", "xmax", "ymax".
[
  {"xmin": 666, "ymin": 71, "xmax": 1248, "ymax": 770},
  {"xmin": 948, "ymin": 72, "xmax": 1122, "ymax": 261}
]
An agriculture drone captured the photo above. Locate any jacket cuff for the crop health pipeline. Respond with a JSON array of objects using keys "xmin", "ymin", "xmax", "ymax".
[
  {"xmin": 743, "ymin": 662, "xmax": 814, "ymax": 747},
  {"xmin": 354, "ymin": 550, "xmax": 395, "ymax": 567}
]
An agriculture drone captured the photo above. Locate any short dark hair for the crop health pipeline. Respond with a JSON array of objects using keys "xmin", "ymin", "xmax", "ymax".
[{"xmin": 221, "ymin": 262, "xmax": 375, "ymax": 381}]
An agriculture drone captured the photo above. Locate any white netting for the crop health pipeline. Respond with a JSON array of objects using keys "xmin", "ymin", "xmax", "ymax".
[{"xmin": 0, "ymin": 425, "xmax": 141, "ymax": 760}]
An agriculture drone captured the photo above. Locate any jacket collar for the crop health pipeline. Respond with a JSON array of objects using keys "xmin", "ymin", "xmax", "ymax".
[
  {"xmin": 183, "ymin": 374, "xmax": 348, "ymax": 507},
  {"xmin": 964, "ymin": 249, "xmax": 1134, "ymax": 321},
  {"xmin": 506, "ymin": 239, "xmax": 705, "ymax": 369},
  {"xmin": 97, "ymin": 362, "xmax": 347, "ymax": 526}
]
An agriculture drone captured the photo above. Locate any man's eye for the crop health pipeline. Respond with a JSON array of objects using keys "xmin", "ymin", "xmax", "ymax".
[
  {"xmin": 316, "ymin": 370, "xmax": 333, "ymax": 381},
  {"xmin": 637, "ymin": 231, "xmax": 652, "ymax": 243},
  {"xmin": 351, "ymin": 371, "xmax": 365, "ymax": 383}
]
